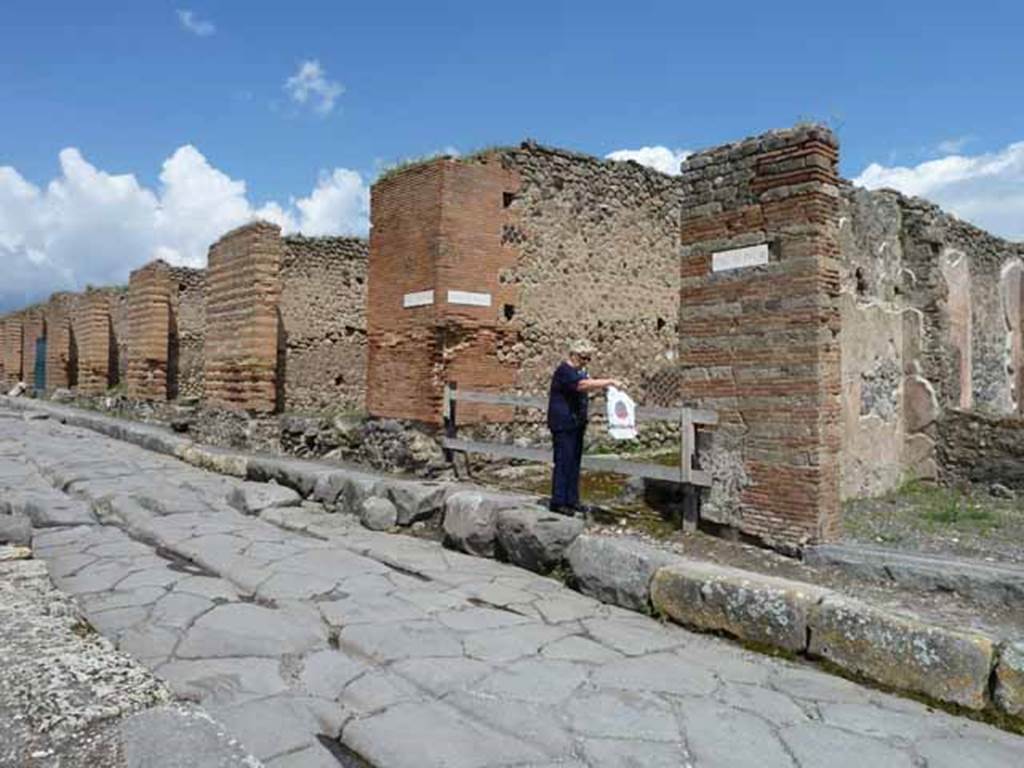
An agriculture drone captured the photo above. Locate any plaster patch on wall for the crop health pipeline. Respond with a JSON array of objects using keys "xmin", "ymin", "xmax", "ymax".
[
  {"xmin": 403, "ymin": 290, "xmax": 434, "ymax": 308},
  {"xmin": 711, "ymin": 243, "xmax": 769, "ymax": 273},
  {"xmin": 447, "ymin": 290, "xmax": 492, "ymax": 307}
]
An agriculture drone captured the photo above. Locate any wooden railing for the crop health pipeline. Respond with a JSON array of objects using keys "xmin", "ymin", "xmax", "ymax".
[{"xmin": 440, "ymin": 382, "xmax": 718, "ymax": 530}]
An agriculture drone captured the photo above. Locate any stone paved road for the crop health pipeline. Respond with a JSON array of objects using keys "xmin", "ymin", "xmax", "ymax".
[{"xmin": 2, "ymin": 408, "xmax": 1022, "ymax": 767}]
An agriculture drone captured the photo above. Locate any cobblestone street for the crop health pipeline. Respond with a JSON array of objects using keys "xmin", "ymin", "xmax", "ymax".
[{"xmin": 2, "ymin": 408, "xmax": 1022, "ymax": 767}]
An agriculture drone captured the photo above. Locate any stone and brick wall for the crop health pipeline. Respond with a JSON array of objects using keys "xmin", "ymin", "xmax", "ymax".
[
  {"xmin": 22, "ymin": 308, "xmax": 45, "ymax": 392},
  {"xmin": 677, "ymin": 125, "xmax": 843, "ymax": 546},
  {"xmin": 44, "ymin": 293, "xmax": 75, "ymax": 391},
  {"xmin": 72, "ymin": 289, "xmax": 115, "ymax": 394},
  {"xmin": 367, "ymin": 144, "xmax": 680, "ymax": 425},
  {"xmin": 204, "ymin": 222, "xmax": 283, "ymax": 412},
  {"xmin": 280, "ymin": 235, "xmax": 367, "ymax": 412},
  {"xmin": 126, "ymin": 262, "xmax": 171, "ymax": 400},
  {"xmin": 936, "ymin": 409, "xmax": 1024, "ymax": 487},
  {"xmin": 0, "ymin": 314, "xmax": 22, "ymax": 387},
  {"xmin": 168, "ymin": 266, "xmax": 206, "ymax": 401}
]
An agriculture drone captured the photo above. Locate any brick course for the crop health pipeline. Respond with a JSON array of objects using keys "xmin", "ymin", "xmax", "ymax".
[
  {"xmin": 204, "ymin": 222, "xmax": 283, "ymax": 412},
  {"xmin": 73, "ymin": 290, "xmax": 114, "ymax": 394},
  {"xmin": 0, "ymin": 314, "xmax": 22, "ymax": 387},
  {"xmin": 44, "ymin": 293, "xmax": 75, "ymax": 391},
  {"xmin": 678, "ymin": 126, "xmax": 843, "ymax": 545},
  {"xmin": 126, "ymin": 262, "xmax": 172, "ymax": 400}
]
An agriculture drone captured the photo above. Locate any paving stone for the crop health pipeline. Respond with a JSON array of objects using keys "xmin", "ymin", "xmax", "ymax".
[
  {"xmin": 591, "ymin": 652, "xmax": 717, "ymax": 696},
  {"xmin": 176, "ymin": 603, "xmax": 326, "ymax": 659},
  {"xmin": 256, "ymin": 570, "xmax": 342, "ymax": 601},
  {"xmin": 565, "ymin": 690, "xmax": 680, "ymax": 742},
  {"xmin": 463, "ymin": 623, "xmax": 574, "ymax": 663},
  {"xmin": 341, "ymin": 669, "xmax": 422, "ymax": 713},
  {"xmin": 211, "ymin": 696, "xmax": 319, "ymax": 762},
  {"xmin": 246, "ymin": 456, "xmax": 330, "ymax": 498},
  {"xmin": 816, "ymin": 701, "xmax": 961, "ymax": 742},
  {"xmin": 567, "ymin": 534, "xmax": 677, "ymax": 614},
  {"xmin": 916, "ymin": 735, "xmax": 1024, "ymax": 767},
  {"xmin": 265, "ymin": 743, "xmax": 343, "ymax": 768},
  {"xmin": 540, "ymin": 634, "xmax": 625, "ymax": 664},
  {"xmin": 390, "ymin": 657, "xmax": 493, "ymax": 696},
  {"xmin": 716, "ymin": 682, "xmax": 810, "ymax": 727},
  {"xmin": 157, "ymin": 657, "xmax": 290, "ymax": 705},
  {"xmin": 651, "ymin": 559, "xmax": 828, "ymax": 652},
  {"xmin": 580, "ymin": 617, "xmax": 686, "ymax": 657},
  {"xmin": 299, "ymin": 649, "xmax": 369, "ymax": 699},
  {"xmin": 445, "ymin": 691, "xmax": 576, "ymax": 757},
  {"xmin": 13, "ymin": 493, "xmax": 96, "ymax": 527},
  {"xmin": 320, "ymin": 593, "xmax": 430, "ymax": 627},
  {"xmin": 118, "ymin": 704, "xmax": 260, "ymax": 768},
  {"xmin": 807, "ymin": 594, "xmax": 994, "ymax": 709},
  {"xmin": 435, "ymin": 605, "xmax": 533, "ymax": 633},
  {"xmin": 340, "ymin": 620, "xmax": 464, "ymax": 662},
  {"xmin": 677, "ymin": 701, "xmax": 794, "ymax": 767},
  {"xmin": 580, "ymin": 738, "xmax": 690, "ymax": 768},
  {"xmin": 343, "ymin": 700, "xmax": 545, "ymax": 768},
  {"xmin": 994, "ymin": 639, "xmax": 1024, "ymax": 716},
  {"xmin": 311, "ymin": 469, "xmax": 378, "ymax": 513},
  {"xmin": 780, "ymin": 722, "xmax": 917, "ymax": 768},
  {"xmin": 496, "ymin": 507, "xmax": 584, "ymax": 574},
  {"xmin": 476, "ymin": 657, "xmax": 590, "ymax": 703},
  {"xmin": 226, "ymin": 481, "xmax": 302, "ymax": 515},
  {"xmin": 118, "ymin": 623, "xmax": 182, "ymax": 665}
]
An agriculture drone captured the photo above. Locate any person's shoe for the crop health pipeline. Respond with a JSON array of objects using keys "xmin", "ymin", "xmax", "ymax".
[{"xmin": 549, "ymin": 505, "xmax": 576, "ymax": 517}]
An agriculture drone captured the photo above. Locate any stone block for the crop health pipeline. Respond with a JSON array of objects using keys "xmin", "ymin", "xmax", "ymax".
[
  {"xmin": 374, "ymin": 478, "xmax": 445, "ymax": 526},
  {"xmin": 994, "ymin": 639, "xmax": 1024, "ymax": 717},
  {"xmin": 312, "ymin": 469, "xmax": 380, "ymax": 514},
  {"xmin": 807, "ymin": 594, "xmax": 994, "ymax": 709},
  {"xmin": 0, "ymin": 512, "xmax": 32, "ymax": 546},
  {"xmin": 495, "ymin": 507, "xmax": 583, "ymax": 574},
  {"xmin": 442, "ymin": 490, "xmax": 525, "ymax": 558},
  {"xmin": 226, "ymin": 481, "xmax": 301, "ymax": 515},
  {"xmin": 246, "ymin": 456, "xmax": 330, "ymax": 498},
  {"xmin": 566, "ymin": 534, "xmax": 677, "ymax": 613},
  {"xmin": 361, "ymin": 496, "xmax": 398, "ymax": 531},
  {"xmin": 650, "ymin": 560, "xmax": 827, "ymax": 652}
]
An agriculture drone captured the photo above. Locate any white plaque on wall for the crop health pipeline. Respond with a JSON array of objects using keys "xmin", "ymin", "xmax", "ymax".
[
  {"xmin": 447, "ymin": 290, "xmax": 492, "ymax": 307},
  {"xmin": 712, "ymin": 243, "xmax": 770, "ymax": 272},
  {"xmin": 402, "ymin": 290, "xmax": 434, "ymax": 308}
]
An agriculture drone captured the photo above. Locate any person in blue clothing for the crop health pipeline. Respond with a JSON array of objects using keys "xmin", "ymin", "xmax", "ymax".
[{"xmin": 547, "ymin": 339, "xmax": 621, "ymax": 515}]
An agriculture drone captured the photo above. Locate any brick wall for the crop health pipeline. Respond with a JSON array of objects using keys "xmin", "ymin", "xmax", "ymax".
[
  {"xmin": 368, "ymin": 160, "xmax": 447, "ymax": 422},
  {"xmin": 678, "ymin": 125, "xmax": 843, "ymax": 546},
  {"xmin": 44, "ymin": 293, "xmax": 75, "ymax": 391},
  {"xmin": 73, "ymin": 290, "xmax": 114, "ymax": 393},
  {"xmin": 0, "ymin": 314, "xmax": 21, "ymax": 387},
  {"xmin": 204, "ymin": 222, "xmax": 283, "ymax": 412},
  {"xmin": 367, "ymin": 145, "xmax": 680, "ymax": 425},
  {"xmin": 168, "ymin": 266, "xmax": 206, "ymax": 401},
  {"xmin": 126, "ymin": 261, "xmax": 172, "ymax": 400},
  {"xmin": 280, "ymin": 235, "xmax": 367, "ymax": 412},
  {"xmin": 22, "ymin": 309, "xmax": 45, "ymax": 391}
]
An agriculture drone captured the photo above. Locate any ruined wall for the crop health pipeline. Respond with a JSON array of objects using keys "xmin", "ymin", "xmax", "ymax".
[
  {"xmin": 72, "ymin": 289, "xmax": 115, "ymax": 394},
  {"xmin": 168, "ymin": 266, "xmax": 206, "ymax": 401},
  {"xmin": 678, "ymin": 125, "xmax": 843, "ymax": 546},
  {"xmin": 367, "ymin": 145, "xmax": 680, "ymax": 424},
  {"xmin": 44, "ymin": 293, "xmax": 75, "ymax": 391},
  {"xmin": 126, "ymin": 262, "xmax": 171, "ymax": 400},
  {"xmin": 22, "ymin": 309, "xmax": 45, "ymax": 392},
  {"xmin": 0, "ymin": 314, "xmax": 21, "ymax": 387},
  {"xmin": 838, "ymin": 186, "xmax": 1024, "ymax": 497},
  {"xmin": 204, "ymin": 222, "xmax": 283, "ymax": 412},
  {"xmin": 280, "ymin": 236, "xmax": 368, "ymax": 413},
  {"xmin": 937, "ymin": 410, "xmax": 1024, "ymax": 487}
]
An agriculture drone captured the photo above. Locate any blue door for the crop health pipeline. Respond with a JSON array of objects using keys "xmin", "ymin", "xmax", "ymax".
[{"xmin": 34, "ymin": 336, "xmax": 46, "ymax": 391}]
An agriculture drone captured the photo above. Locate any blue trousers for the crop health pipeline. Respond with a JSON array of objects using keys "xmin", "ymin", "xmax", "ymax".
[{"xmin": 550, "ymin": 427, "xmax": 585, "ymax": 509}]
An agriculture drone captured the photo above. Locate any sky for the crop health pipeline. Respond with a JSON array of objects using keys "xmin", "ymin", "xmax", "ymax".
[{"xmin": 1, "ymin": 0, "xmax": 1022, "ymax": 311}]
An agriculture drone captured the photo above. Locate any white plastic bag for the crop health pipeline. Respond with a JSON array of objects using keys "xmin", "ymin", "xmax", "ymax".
[{"xmin": 606, "ymin": 386, "xmax": 637, "ymax": 440}]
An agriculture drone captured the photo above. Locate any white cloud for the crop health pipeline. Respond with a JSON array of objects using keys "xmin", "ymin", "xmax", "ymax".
[
  {"xmin": 854, "ymin": 140, "xmax": 1024, "ymax": 242},
  {"xmin": 605, "ymin": 146, "xmax": 691, "ymax": 176},
  {"xmin": 177, "ymin": 9, "xmax": 215, "ymax": 37},
  {"xmin": 0, "ymin": 147, "xmax": 369, "ymax": 311},
  {"xmin": 285, "ymin": 60, "xmax": 344, "ymax": 115},
  {"xmin": 935, "ymin": 135, "xmax": 973, "ymax": 155}
]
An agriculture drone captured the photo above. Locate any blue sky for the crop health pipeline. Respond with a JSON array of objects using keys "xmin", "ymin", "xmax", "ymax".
[{"xmin": 1, "ymin": 0, "xmax": 1022, "ymax": 310}]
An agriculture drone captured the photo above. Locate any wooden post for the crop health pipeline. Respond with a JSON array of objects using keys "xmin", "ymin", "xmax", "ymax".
[{"xmin": 680, "ymin": 409, "xmax": 700, "ymax": 532}]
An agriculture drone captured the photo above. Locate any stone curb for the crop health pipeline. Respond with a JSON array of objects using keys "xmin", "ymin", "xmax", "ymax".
[
  {"xmin": 804, "ymin": 543, "xmax": 1024, "ymax": 609},
  {"xmin": 5, "ymin": 396, "xmax": 1023, "ymax": 724}
]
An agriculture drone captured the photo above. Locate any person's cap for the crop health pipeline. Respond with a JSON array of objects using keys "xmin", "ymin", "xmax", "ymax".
[{"xmin": 569, "ymin": 339, "xmax": 596, "ymax": 357}]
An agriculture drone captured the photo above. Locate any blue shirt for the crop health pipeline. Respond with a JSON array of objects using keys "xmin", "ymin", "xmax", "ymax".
[{"xmin": 547, "ymin": 361, "xmax": 589, "ymax": 431}]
